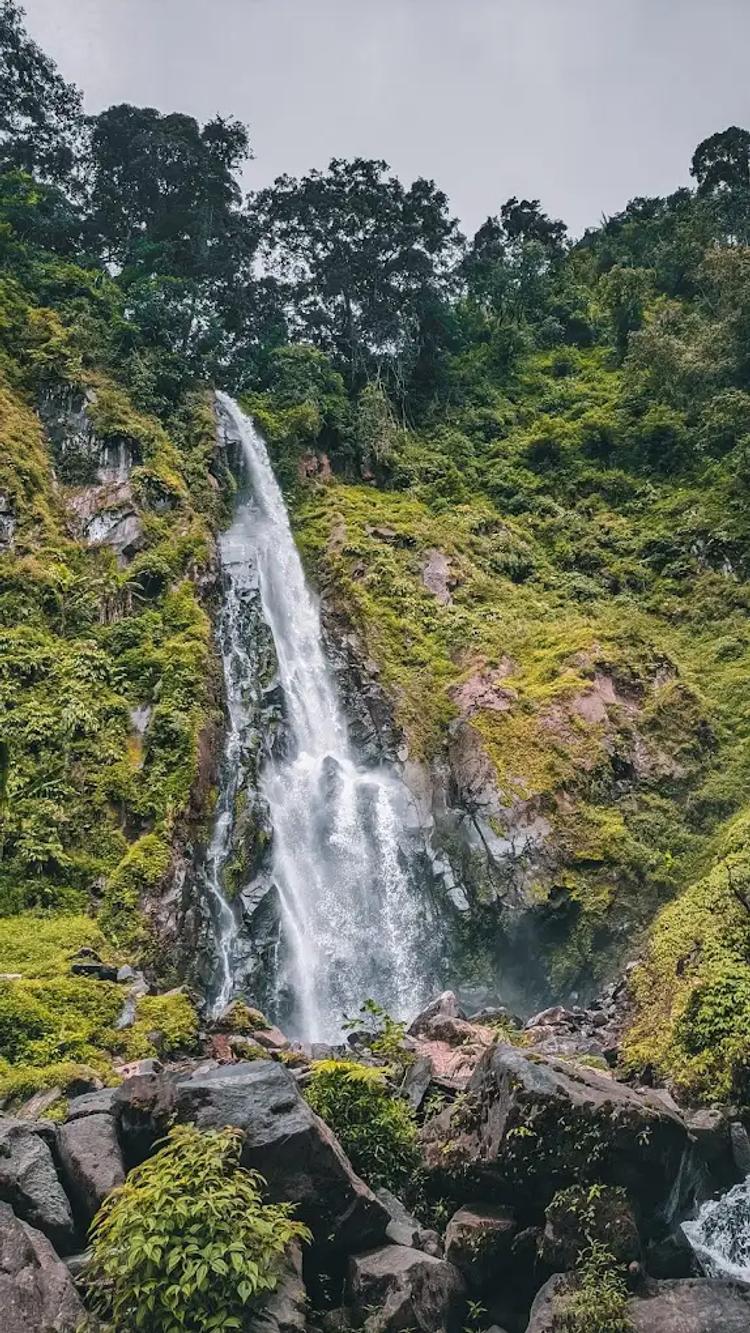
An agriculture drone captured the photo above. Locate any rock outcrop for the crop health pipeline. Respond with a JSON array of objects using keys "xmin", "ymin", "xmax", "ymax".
[
  {"xmin": 0, "ymin": 1120, "xmax": 76, "ymax": 1254},
  {"xmin": 526, "ymin": 1274, "xmax": 750, "ymax": 1333},
  {"xmin": 347, "ymin": 1244, "xmax": 466, "ymax": 1333},
  {"xmin": 422, "ymin": 1043, "xmax": 689, "ymax": 1226},
  {"xmin": 0, "ymin": 1202, "xmax": 88, "ymax": 1333},
  {"xmin": 114, "ymin": 1060, "xmax": 389, "ymax": 1253},
  {"xmin": 56, "ymin": 1113, "xmax": 125, "ymax": 1229}
]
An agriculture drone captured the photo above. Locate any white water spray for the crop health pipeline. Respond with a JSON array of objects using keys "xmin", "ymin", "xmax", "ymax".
[
  {"xmin": 683, "ymin": 1177, "xmax": 750, "ymax": 1283},
  {"xmin": 204, "ymin": 394, "xmax": 435, "ymax": 1040}
]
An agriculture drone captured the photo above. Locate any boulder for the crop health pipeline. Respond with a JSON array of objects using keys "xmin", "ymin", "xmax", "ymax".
[
  {"xmin": 65, "ymin": 1089, "xmax": 118, "ymax": 1123},
  {"xmin": 444, "ymin": 1203, "xmax": 517, "ymax": 1289},
  {"xmin": 400, "ymin": 1055, "xmax": 433, "ymax": 1112},
  {"xmin": 539, "ymin": 1184, "xmax": 640, "ymax": 1271},
  {"xmin": 171, "ymin": 1061, "xmax": 389, "ymax": 1252},
  {"xmin": 56, "ymin": 1113, "xmax": 125, "ymax": 1228},
  {"xmin": 376, "ymin": 1188, "xmax": 422, "ymax": 1248},
  {"xmin": 526, "ymin": 1274, "xmax": 750, "ymax": 1332},
  {"xmin": 245, "ymin": 1240, "xmax": 306, "ymax": 1332},
  {"xmin": 347, "ymin": 1244, "xmax": 466, "ymax": 1333},
  {"xmin": 423, "ymin": 1044, "xmax": 688, "ymax": 1226},
  {"xmin": 628, "ymin": 1278, "xmax": 750, "ymax": 1332},
  {"xmin": 0, "ymin": 1119, "xmax": 75, "ymax": 1253},
  {"xmin": 0, "ymin": 1202, "xmax": 88, "ymax": 1332},
  {"xmin": 253, "ymin": 1026, "xmax": 291, "ymax": 1053},
  {"xmin": 376, "ymin": 1188, "xmax": 442, "ymax": 1256},
  {"xmin": 113, "ymin": 1071, "xmax": 176, "ymax": 1167},
  {"xmin": 408, "ymin": 992, "xmax": 465, "ymax": 1038}
]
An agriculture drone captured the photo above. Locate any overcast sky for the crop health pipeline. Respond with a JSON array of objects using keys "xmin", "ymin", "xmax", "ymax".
[{"xmin": 19, "ymin": 0, "xmax": 750, "ymax": 239}]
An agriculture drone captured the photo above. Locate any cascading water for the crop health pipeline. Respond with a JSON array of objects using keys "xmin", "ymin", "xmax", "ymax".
[
  {"xmin": 682, "ymin": 1177, "xmax": 750, "ymax": 1283},
  {"xmin": 201, "ymin": 393, "xmax": 437, "ymax": 1041}
]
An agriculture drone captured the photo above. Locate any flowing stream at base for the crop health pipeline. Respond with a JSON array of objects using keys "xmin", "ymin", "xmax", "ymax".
[
  {"xmin": 682, "ymin": 1176, "xmax": 750, "ymax": 1283},
  {"xmin": 202, "ymin": 393, "xmax": 435, "ymax": 1041}
]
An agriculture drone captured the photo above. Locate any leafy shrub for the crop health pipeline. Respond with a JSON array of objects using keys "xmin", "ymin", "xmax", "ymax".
[
  {"xmin": 304, "ymin": 1059, "xmax": 420, "ymax": 1192},
  {"xmin": 87, "ymin": 1124, "xmax": 310, "ymax": 1333},
  {"xmin": 554, "ymin": 1241, "xmax": 632, "ymax": 1332}
]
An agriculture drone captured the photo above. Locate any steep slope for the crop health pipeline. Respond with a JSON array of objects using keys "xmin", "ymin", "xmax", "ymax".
[{"xmin": 0, "ymin": 253, "xmax": 230, "ymax": 1104}]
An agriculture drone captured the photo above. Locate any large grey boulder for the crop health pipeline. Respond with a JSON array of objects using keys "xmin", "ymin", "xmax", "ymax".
[
  {"xmin": 0, "ymin": 1201, "xmax": 87, "ymax": 1332},
  {"xmin": 113, "ymin": 1061, "xmax": 388, "ymax": 1253},
  {"xmin": 245, "ymin": 1241, "xmax": 306, "ymax": 1332},
  {"xmin": 347, "ymin": 1244, "xmax": 466, "ymax": 1333},
  {"xmin": 173, "ymin": 1062, "xmax": 389, "ymax": 1252},
  {"xmin": 56, "ymin": 1113, "xmax": 125, "ymax": 1228},
  {"xmin": 423, "ymin": 1044, "xmax": 688, "ymax": 1224},
  {"xmin": 525, "ymin": 1274, "xmax": 750, "ymax": 1332},
  {"xmin": 0, "ymin": 1119, "xmax": 75, "ymax": 1253}
]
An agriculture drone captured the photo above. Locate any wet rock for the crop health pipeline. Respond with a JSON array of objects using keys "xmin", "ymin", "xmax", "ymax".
[
  {"xmin": 246, "ymin": 1240, "xmax": 307, "ymax": 1332},
  {"xmin": 729, "ymin": 1120, "xmax": 750, "ymax": 1176},
  {"xmin": 0, "ymin": 1119, "xmax": 75, "ymax": 1253},
  {"xmin": 422, "ymin": 1045, "xmax": 688, "ymax": 1227},
  {"xmin": 56, "ymin": 1114, "xmax": 125, "ymax": 1229},
  {"xmin": 347, "ymin": 1244, "xmax": 466, "ymax": 1333},
  {"xmin": 171, "ymin": 1061, "xmax": 389, "ymax": 1252},
  {"xmin": 444, "ymin": 1204, "xmax": 517, "ymax": 1289},
  {"xmin": 644, "ymin": 1226, "xmax": 697, "ymax": 1280},
  {"xmin": 0, "ymin": 1202, "xmax": 87, "ymax": 1332}
]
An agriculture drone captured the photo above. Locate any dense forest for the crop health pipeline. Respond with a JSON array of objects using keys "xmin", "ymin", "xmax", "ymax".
[{"xmin": 4, "ymin": 1, "xmax": 750, "ymax": 1329}]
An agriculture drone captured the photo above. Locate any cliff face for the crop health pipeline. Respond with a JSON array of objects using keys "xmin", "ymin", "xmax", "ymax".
[{"xmin": 279, "ymin": 337, "xmax": 750, "ymax": 1099}]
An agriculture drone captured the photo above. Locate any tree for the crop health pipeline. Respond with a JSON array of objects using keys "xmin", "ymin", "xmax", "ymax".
[
  {"xmin": 691, "ymin": 127, "xmax": 750, "ymax": 196},
  {"xmin": 254, "ymin": 157, "xmax": 462, "ymax": 390},
  {"xmin": 85, "ymin": 104, "xmax": 252, "ymax": 276},
  {"xmin": 0, "ymin": 0, "xmax": 83, "ymax": 183},
  {"xmin": 500, "ymin": 196, "xmax": 567, "ymax": 254}
]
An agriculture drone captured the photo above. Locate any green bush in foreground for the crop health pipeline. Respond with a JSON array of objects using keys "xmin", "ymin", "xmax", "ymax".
[
  {"xmin": 304, "ymin": 1059, "xmax": 420, "ymax": 1192},
  {"xmin": 86, "ymin": 1124, "xmax": 310, "ymax": 1333}
]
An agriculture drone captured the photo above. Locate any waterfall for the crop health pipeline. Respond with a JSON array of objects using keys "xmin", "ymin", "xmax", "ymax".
[
  {"xmin": 201, "ymin": 393, "xmax": 437, "ymax": 1041},
  {"xmin": 682, "ymin": 1177, "xmax": 750, "ymax": 1283}
]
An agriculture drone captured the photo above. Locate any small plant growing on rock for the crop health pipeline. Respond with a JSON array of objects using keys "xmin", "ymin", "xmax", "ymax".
[
  {"xmin": 342, "ymin": 997, "xmax": 412, "ymax": 1071},
  {"xmin": 86, "ymin": 1123, "xmax": 309, "ymax": 1332},
  {"xmin": 305, "ymin": 1059, "xmax": 420, "ymax": 1192},
  {"xmin": 555, "ymin": 1240, "xmax": 632, "ymax": 1333}
]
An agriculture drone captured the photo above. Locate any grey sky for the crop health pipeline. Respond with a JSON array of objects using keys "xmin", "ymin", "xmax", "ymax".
[{"xmin": 19, "ymin": 0, "xmax": 750, "ymax": 238}]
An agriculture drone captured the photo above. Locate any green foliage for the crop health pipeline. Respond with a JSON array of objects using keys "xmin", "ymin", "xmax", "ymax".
[
  {"xmin": 86, "ymin": 1123, "xmax": 310, "ymax": 1333},
  {"xmin": 305, "ymin": 1059, "xmax": 420, "ymax": 1193},
  {"xmin": 124, "ymin": 992, "xmax": 200, "ymax": 1060},
  {"xmin": 554, "ymin": 1242, "xmax": 632, "ymax": 1333},
  {"xmin": 342, "ymin": 998, "xmax": 412, "ymax": 1070},
  {"xmin": 624, "ymin": 816, "xmax": 750, "ymax": 1102}
]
